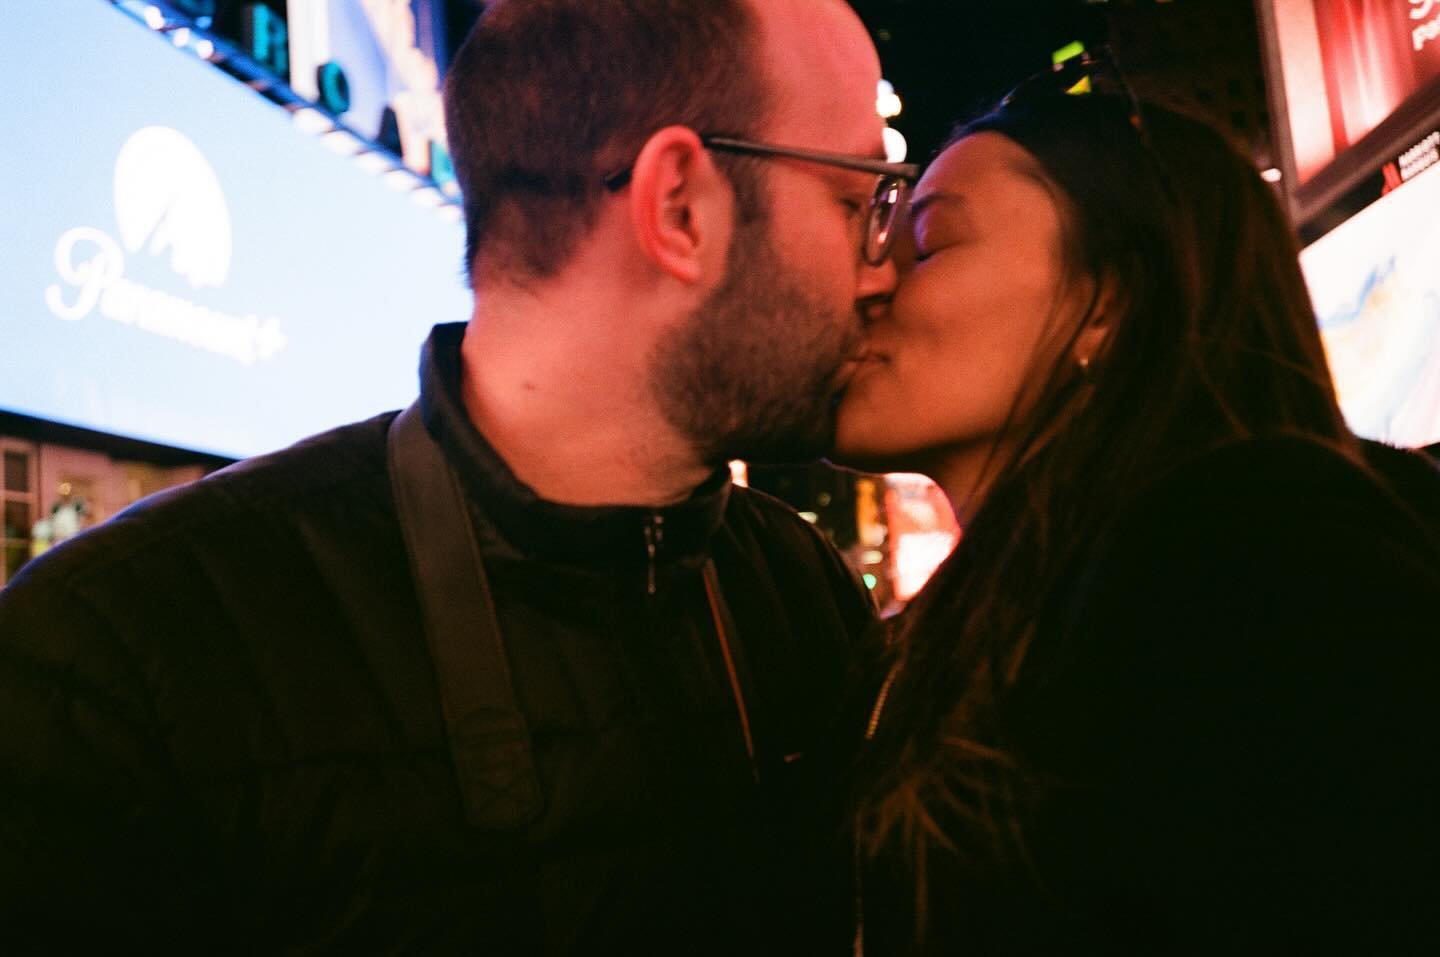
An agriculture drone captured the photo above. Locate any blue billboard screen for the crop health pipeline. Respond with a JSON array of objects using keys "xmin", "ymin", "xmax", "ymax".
[{"xmin": 1, "ymin": 0, "xmax": 472, "ymax": 458}]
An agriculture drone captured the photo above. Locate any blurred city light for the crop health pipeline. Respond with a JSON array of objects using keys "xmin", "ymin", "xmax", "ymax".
[
  {"xmin": 291, "ymin": 107, "xmax": 334, "ymax": 135},
  {"xmin": 383, "ymin": 168, "xmax": 421, "ymax": 191},
  {"xmin": 877, "ymin": 79, "xmax": 903, "ymax": 119},
  {"xmin": 355, "ymin": 151, "xmax": 395, "ymax": 174},
  {"xmin": 322, "ymin": 129, "xmax": 366, "ymax": 155},
  {"xmin": 883, "ymin": 126, "xmax": 909, "ymax": 163}
]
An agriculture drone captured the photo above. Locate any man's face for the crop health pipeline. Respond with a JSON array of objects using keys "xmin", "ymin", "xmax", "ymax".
[
  {"xmin": 648, "ymin": 0, "xmax": 897, "ymax": 466},
  {"xmin": 648, "ymin": 191, "xmax": 861, "ymax": 465}
]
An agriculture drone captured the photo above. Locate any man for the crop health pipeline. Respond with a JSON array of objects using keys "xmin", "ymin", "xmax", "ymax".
[{"xmin": 0, "ymin": 0, "xmax": 911, "ymax": 951}]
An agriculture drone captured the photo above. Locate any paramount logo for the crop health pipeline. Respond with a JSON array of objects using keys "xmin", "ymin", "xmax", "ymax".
[
  {"xmin": 114, "ymin": 126, "xmax": 233, "ymax": 289},
  {"xmin": 45, "ymin": 127, "xmax": 286, "ymax": 365}
]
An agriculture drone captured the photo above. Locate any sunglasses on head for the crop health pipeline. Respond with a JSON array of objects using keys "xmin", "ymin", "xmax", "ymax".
[{"xmin": 1001, "ymin": 45, "xmax": 1151, "ymax": 146}]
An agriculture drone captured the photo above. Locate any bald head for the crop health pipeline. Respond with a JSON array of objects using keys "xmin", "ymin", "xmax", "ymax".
[{"xmin": 749, "ymin": 0, "xmax": 887, "ymax": 156}]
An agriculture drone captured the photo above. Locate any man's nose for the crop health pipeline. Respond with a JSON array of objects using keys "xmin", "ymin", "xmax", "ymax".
[{"xmin": 856, "ymin": 253, "xmax": 899, "ymax": 301}]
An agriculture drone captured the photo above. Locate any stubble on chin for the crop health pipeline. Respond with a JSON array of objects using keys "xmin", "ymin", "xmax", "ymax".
[{"xmin": 648, "ymin": 225, "xmax": 858, "ymax": 468}]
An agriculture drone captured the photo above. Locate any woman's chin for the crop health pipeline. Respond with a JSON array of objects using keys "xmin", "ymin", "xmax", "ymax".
[{"xmin": 829, "ymin": 422, "xmax": 917, "ymax": 475}]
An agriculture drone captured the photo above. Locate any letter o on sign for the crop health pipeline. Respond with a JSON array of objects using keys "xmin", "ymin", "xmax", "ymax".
[{"xmin": 318, "ymin": 61, "xmax": 351, "ymax": 116}]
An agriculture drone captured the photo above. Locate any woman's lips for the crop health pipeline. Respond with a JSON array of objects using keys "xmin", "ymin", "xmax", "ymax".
[
  {"xmin": 840, "ymin": 350, "xmax": 878, "ymax": 378},
  {"xmin": 837, "ymin": 351, "xmax": 887, "ymax": 395}
]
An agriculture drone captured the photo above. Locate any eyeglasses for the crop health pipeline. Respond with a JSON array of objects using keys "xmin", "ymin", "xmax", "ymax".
[
  {"xmin": 1001, "ymin": 45, "xmax": 1150, "ymax": 146},
  {"xmin": 604, "ymin": 134, "xmax": 921, "ymax": 267}
]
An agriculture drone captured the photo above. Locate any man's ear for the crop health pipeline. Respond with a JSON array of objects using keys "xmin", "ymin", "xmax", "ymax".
[{"xmin": 626, "ymin": 126, "xmax": 729, "ymax": 285}]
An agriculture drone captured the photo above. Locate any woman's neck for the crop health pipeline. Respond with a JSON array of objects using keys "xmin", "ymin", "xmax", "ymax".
[{"xmin": 928, "ymin": 442, "xmax": 1013, "ymax": 526}]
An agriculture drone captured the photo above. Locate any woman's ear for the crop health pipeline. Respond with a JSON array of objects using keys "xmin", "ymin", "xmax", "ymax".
[
  {"xmin": 625, "ymin": 126, "xmax": 730, "ymax": 285},
  {"xmin": 1071, "ymin": 272, "xmax": 1122, "ymax": 371}
]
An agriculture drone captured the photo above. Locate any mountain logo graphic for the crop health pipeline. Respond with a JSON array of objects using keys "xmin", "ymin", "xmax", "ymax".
[{"xmin": 113, "ymin": 126, "xmax": 233, "ymax": 289}]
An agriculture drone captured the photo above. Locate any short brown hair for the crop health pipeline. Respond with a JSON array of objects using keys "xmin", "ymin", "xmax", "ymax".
[{"xmin": 443, "ymin": 0, "xmax": 770, "ymax": 283}]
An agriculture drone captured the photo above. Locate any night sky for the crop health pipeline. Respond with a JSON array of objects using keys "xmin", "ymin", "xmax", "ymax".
[
  {"xmin": 850, "ymin": 0, "xmax": 1110, "ymax": 164},
  {"xmin": 439, "ymin": 1, "xmax": 1115, "ymax": 166},
  {"xmin": 442, "ymin": 1, "xmax": 1264, "ymax": 171}
]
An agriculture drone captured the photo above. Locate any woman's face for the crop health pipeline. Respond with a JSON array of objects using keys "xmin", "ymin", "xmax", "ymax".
[{"xmin": 835, "ymin": 132, "xmax": 1080, "ymax": 481}]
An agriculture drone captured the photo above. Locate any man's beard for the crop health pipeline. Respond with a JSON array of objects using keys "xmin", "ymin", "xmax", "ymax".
[{"xmin": 648, "ymin": 216, "xmax": 860, "ymax": 468}]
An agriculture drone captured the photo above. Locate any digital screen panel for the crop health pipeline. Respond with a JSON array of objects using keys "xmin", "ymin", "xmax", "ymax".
[
  {"xmin": 1269, "ymin": 0, "xmax": 1440, "ymax": 184},
  {"xmin": 1301, "ymin": 157, "xmax": 1440, "ymax": 447},
  {"xmin": 287, "ymin": 0, "xmax": 450, "ymax": 174},
  {"xmin": 0, "ymin": 0, "xmax": 471, "ymax": 459}
]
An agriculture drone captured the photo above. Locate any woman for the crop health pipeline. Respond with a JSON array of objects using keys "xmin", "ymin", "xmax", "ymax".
[{"xmin": 836, "ymin": 83, "xmax": 1440, "ymax": 954}]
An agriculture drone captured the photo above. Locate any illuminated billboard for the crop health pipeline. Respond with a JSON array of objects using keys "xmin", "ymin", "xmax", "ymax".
[
  {"xmin": 1, "ymin": 0, "xmax": 472, "ymax": 459},
  {"xmin": 1301, "ymin": 155, "xmax": 1440, "ymax": 447},
  {"xmin": 1261, "ymin": 0, "xmax": 1440, "ymax": 221},
  {"xmin": 286, "ymin": 0, "xmax": 452, "ymax": 181}
]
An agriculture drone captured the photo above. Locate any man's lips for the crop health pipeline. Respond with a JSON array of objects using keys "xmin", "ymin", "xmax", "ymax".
[{"xmin": 835, "ymin": 350, "xmax": 887, "ymax": 394}]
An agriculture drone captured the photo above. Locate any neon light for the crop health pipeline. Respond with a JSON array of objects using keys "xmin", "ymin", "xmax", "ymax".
[
  {"xmin": 1052, "ymin": 41, "xmax": 1085, "ymax": 66},
  {"xmin": 317, "ymin": 61, "xmax": 351, "ymax": 115}
]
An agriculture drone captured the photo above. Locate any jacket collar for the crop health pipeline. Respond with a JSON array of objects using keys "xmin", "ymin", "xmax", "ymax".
[{"xmin": 416, "ymin": 322, "xmax": 732, "ymax": 564}]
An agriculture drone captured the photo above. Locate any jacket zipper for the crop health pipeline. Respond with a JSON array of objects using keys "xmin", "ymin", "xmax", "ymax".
[
  {"xmin": 855, "ymin": 660, "xmax": 903, "ymax": 957},
  {"xmin": 643, "ymin": 513, "xmax": 662, "ymax": 596},
  {"xmin": 865, "ymin": 661, "xmax": 901, "ymax": 742},
  {"xmin": 646, "ymin": 513, "xmax": 758, "ymax": 782},
  {"xmin": 702, "ymin": 562, "xmax": 759, "ymax": 783}
]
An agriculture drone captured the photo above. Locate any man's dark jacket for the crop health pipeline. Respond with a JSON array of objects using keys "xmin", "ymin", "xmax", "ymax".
[{"xmin": 0, "ymin": 324, "xmax": 875, "ymax": 954}]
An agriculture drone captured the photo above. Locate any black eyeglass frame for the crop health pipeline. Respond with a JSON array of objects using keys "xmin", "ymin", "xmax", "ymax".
[{"xmin": 603, "ymin": 133, "xmax": 920, "ymax": 266}]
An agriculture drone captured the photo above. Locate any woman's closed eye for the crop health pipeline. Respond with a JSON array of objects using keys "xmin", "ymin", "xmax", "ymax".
[
  {"xmin": 910, "ymin": 219, "xmax": 947, "ymax": 262},
  {"xmin": 912, "ymin": 240, "xmax": 954, "ymax": 263}
]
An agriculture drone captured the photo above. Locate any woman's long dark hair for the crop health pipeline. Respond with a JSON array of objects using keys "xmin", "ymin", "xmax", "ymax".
[{"xmin": 856, "ymin": 94, "xmax": 1360, "ymax": 930}]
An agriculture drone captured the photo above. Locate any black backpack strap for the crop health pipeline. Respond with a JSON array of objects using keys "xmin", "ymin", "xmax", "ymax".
[{"xmin": 386, "ymin": 401, "xmax": 543, "ymax": 829}]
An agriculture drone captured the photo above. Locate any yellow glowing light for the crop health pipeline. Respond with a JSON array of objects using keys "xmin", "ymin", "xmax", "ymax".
[{"xmin": 1052, "ymin": 41, "xmax": 1086, "ymax": 67}]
